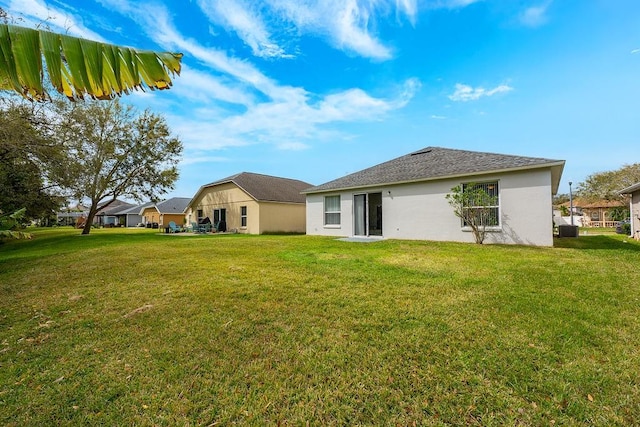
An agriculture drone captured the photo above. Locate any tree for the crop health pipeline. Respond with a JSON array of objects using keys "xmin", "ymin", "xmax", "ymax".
[
  {"xmin": 0, "ymin": 22, "xmax": 182, "ymax": 101},
  {"xmin": 55, "ymin": 99, "xmax": 182, "ymax": 235},
  {"xmin": 446, "ymin": 183, "xmax": 499, "ymax": 244},
  {"xmin": 576, "ymin": 164, "xmax": 640, "ymax": 202},
  {"xmin": 0, "ymin": 100, "xmax": 65, "ymax": 223}
]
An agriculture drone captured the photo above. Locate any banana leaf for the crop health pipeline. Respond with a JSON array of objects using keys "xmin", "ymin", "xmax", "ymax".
[{"xmin": 0, "ymin": 24, "xmax": 182, "ymax": 101}]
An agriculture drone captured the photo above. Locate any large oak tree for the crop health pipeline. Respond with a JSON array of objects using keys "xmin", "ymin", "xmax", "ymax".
[{"xmin": 56, "ymin": 99, "xmax": 182, "ymax": 235}]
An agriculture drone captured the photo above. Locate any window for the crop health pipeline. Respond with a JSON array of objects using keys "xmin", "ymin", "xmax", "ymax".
[
  {"xmin": 197, "ymin": 209, "xmax": 203, "ymax": 221},
  {"xmin": 241, "ymin": 206, "xmax": 247, "ymax": 227},
  {"xmin": 324, "ymin": 195, "xmax": 341, "ymax": 226},
  {"xmin": 462, "ymin": 181, "xmax": 500, "ymax": 227}
]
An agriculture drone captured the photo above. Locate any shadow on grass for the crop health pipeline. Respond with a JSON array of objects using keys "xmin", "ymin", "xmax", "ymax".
[{"xmin": 554, "ymin": 234, "xmax": 640, "ymax": 251}]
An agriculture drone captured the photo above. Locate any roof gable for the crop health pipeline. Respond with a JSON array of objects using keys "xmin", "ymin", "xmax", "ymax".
[
  {"xmin": 195, "ymin": 172, "xmax": 312, "ymax": 204},
  {"xmin": 303, "ymin": 146, "xmax": 565, "ymax": 193},
  {"xmin": 97, "ymin": 199, "xmax": 135, "ymax": 216}
]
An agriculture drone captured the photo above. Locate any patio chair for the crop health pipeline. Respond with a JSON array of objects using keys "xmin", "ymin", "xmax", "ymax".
[
  {"xmin": 168, "ymin": 221, "xmax": 181, "ymax": 233},
  {"xmin": 191, "ymin": 221, "xmax": 201, "ymax": 233}
]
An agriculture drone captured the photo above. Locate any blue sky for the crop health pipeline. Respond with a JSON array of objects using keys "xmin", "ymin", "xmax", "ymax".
[{"xmin": 2, "ymin": 0, "xmax": 639, "ymax": 198}]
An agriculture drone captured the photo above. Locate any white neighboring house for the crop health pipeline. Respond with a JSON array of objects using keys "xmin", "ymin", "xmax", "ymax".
[
  {"xmin": 303, "ymin": 146, "xmax": 565, "ymax": 246},
  {"xmin": 620, "ymin": 182, "xmax": 640, "ymax": 240}
]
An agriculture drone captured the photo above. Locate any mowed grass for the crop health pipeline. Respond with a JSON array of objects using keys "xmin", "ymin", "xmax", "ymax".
[{"xmin": 1, "ymin": 228, "xmax": 639, "ymax": 426}]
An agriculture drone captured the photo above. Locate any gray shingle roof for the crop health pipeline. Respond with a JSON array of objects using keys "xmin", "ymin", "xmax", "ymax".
[
  {"xmin": 155, "ymin": 197, "xmax": 191, "ymax": 214},
  {"xmin": 303, "ymin": 146, "xmax": 565, "ymax": 193},
  {"xmin": 197, "ymin": 172, "xmax": 312, "ymax": 203},
  {"xmin": 98, "ymin": 200, "xmax": 135, "ymax": 216}
]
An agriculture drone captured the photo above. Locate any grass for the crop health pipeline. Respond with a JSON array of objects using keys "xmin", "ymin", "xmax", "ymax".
[{"xmin": 1, "ymin": 228, "xmax": 639, "ymax": 426}]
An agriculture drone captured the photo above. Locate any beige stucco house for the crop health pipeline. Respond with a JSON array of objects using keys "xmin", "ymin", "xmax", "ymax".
[
  {"xmin": 303, "ymin": 146, "xmax": 565, "ymax": 247},
  {"xmin": 620, "ymin": 182, "xmax": 640, "ymax": 240},
  {"xmin": 140, "ymin": 197, "xmax": 190, "ymax": 229},
  {"xmin": 187, "ymin": 172, "xmax": 312, "ymax": 234}
]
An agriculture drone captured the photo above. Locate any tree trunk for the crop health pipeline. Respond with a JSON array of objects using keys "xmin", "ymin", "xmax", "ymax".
[{"xmin": 82, "ymin": 204, "xmax": 99, "ymax": 235}]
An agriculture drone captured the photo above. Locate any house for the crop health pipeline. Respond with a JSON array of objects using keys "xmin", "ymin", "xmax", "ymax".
[
  {"xmin": 186, "ymin": 172, "xmax": 311, "ymax": 234},
  {"xmin": 562, "ymin": 198, "xmax": 628, "ymax": 228},
  {"xmin": 620, "ymin": 182, "xmax": 640, "ymax": 240},
  {"xmin": 111, "ymin": 202, "xmax": 153, "ymax": 227},
  {"xmin": 140, "ymin": 197, "xmax": 190, "ymax": 229},
  {"xmin": 94, "ymin": 199, "xmax": 135, "ymax": 227},
  {"xmin": 302, "ymin": 146, "xmax": 565, "ymax": 246}
]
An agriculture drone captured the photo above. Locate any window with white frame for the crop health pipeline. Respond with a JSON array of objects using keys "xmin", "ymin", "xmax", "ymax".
[
  {"xmin": 240, "ymin": 206, "xmax": 247, "ymax": 227},
  {"xmin": 462, "ymin": 181, "xmax": 500, "ymax": 227},
  {"xmin": 324, "ymin": 195, "xmax": 341, "ymax": 226}
]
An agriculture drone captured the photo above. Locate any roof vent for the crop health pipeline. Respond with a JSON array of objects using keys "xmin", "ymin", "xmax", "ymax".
[{"xmin": 411, "ymin": 148, "xmax": 432, "ymax": 156}]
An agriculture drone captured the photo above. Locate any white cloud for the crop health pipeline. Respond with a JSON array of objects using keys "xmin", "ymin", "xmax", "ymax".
[
  {"xmin": 519, "ymin": 1, "xmax": 552, "ymax": 28},
  {"xmin": 180, "ymin": 155, "xmax": 230, "ymax": 166},
  {"xmin": 448, "ymin": 83, "xmax": 513, "ymax": 102},
  {"xmin": 268, "ymin": 0, "xmax": 420, "ymax": 60},
  {"xmin": 430, "ymin": 114, "xmax": 447, "ymax": 119},
  {"xmin": 170, "ymin": 65, "xmax": 254, "ymax": 106},
  {"xmin": 631, "ymin": 48, "xmax": 640, "ymax": 54},
  {"xmin": 196, "ymin": 0, "xmax": 292, "ymax": 59}
]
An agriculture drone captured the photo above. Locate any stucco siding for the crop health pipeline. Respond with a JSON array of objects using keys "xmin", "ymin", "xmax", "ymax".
[
  {"xmin": 141, "ymin": 208, "xmax": 160, "ymax": 225},
  {"xmin": 259, "ymin": 202, "xmax": 306, "ymax": 234},
  {"xmin": 160, "ymin": 214, "xmax": 186, "ymax": 228},
  {"xmin": 306, "ymin": 168, "xmax": 555, "ymax": 246}
]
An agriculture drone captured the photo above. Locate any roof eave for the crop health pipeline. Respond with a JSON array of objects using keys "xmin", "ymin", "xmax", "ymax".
[{"xmin": 619, "ymin": 182, "xmax": 640, "ymax": 195}]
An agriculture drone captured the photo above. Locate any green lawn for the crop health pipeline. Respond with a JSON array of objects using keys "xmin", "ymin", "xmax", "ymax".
[{"xmin": 1, "ymin": 228, "xmax": 639, "ymax": 426}]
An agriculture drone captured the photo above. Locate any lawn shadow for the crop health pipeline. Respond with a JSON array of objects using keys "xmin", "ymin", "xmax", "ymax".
[{"xmin": 554, "ymin": 235, "xmax": 640, "ymax": 251}]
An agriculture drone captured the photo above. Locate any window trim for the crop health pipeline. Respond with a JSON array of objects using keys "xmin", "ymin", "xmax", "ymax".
[{"xmin": 324, "ymin": 195, "xmax": 341, "ymax": 228}]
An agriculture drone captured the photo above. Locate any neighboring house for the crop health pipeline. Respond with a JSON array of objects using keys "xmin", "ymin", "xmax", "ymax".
[
  {"xmin": 57, "ymin": 204, "xmax": 88, "ymax": 226},
  {"xmin": 620, "ymin": 182, "xmax": 640, "ymax": 240},
  {"xmin": 111, "ymin": 202, "xmax": 153, "ymax": 227},
  {"xmin": 302, "ymin": 146, "xmax": 565, "ymax": 247},
  {"xmin": 186, "ymin": 172, "xmax": 312, "ymax": 234},
  {"xmin": 140, "ymin": 197, "xmax": 191, "ymax": 228},
  {"xmin": 95, "ymin": 200, "xmax": 135, "ymax": 226},
  {"xmin": 562, "ymin": 198, "xmax": 628, "ymax": 228}
]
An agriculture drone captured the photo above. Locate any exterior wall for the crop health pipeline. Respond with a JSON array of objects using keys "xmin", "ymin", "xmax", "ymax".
[
  {"xmin": 631, "ymin": 190, "xmax": 640, "ymax": 240},
  {"xmin": 258, "ymin": 202, "xmax": 306, "ymax": 233},
  {"xmin": 141, "ymin": 207, "xmax": 160, "ymax": 225},
  {"xmin": 160, "ymin": 213, "xmax": 186, "ymax": 228},
  {"xmin": 191, "ymin": 183, "xmax": 256, "ymax": 232},
  {"xmin": 306, "ymin": 169, "xmax": 555, "ymax": 246}
]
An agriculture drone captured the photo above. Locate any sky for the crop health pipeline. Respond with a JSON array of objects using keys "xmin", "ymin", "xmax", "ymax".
[{"xmin": 2, "ymin": 0, "xmax": 639, "ymax": 199}]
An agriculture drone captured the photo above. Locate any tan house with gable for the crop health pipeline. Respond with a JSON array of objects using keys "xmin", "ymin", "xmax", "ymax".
[
  {"xmin": 140, "ymin": 197, "xmax": 191, "ymax": 228},
  {"xmin": 187, "ymin": 172, "xmax": 312, "ymax": 234}
]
